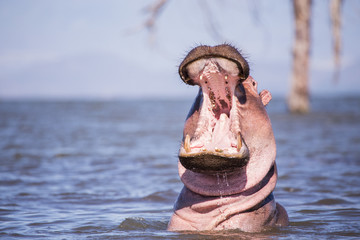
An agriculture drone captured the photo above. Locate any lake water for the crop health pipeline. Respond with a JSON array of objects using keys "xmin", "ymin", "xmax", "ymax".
[{"xmin": 0, "ymin": 97, "xmax": 359, "ymax": 239}]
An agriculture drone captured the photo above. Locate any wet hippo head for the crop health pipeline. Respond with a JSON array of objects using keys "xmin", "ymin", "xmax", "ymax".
[
  {"xmin": 168, "ymin": 44, "xmax": 288, "ymax": 232},
  {"xmin": 178, "ymin": 44, "xmax": 276, "ymax": 196}
]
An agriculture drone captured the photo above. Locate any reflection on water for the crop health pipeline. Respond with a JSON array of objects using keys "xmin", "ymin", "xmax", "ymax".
[{"xmin": 0, "ymin": 97, "xmax": 359, "ymax": 239}]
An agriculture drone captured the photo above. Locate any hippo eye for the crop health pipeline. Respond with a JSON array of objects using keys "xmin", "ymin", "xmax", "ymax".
[{"xmin": 235, "ymin": 84, "xmax": 247, "ymax": 104}]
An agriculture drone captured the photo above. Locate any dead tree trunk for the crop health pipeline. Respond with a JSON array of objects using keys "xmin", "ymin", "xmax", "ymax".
[
  {"xmin": 288, "ymin": 0, "xmax": 312, "ymax": 114},
  {"xmin": 330, "ymin": 0, "xmax": 342, "ymax": 82}
]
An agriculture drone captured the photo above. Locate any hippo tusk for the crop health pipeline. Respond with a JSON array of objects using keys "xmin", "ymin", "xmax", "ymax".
[
  {"xmin": 184, "ymin": 134, "xmax": 191, "ymax": 153},
  {"xmin": 237, "ymin": 133, "xmax": 242, "ymax": 152}
]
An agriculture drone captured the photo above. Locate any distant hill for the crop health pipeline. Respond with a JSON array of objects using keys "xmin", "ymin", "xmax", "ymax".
[{"xmin": 0, "ymin": 53, "xmax": 196, "ymax": 100}]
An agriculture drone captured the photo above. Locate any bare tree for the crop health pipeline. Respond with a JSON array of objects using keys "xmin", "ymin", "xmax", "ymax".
[
  {"xmin": 330, "ymin": 0, "xmax": 343, "ymax": 81},
  {"xmin": 287, "ymin": 0, "xmax": 312, "ymax": 114},
  {"xmin": 288, "ymin": 0, "xmax": 343, "ymax": 113}
]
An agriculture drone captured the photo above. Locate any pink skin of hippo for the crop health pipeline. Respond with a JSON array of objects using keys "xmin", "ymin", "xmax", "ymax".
[{"xmin": 168, "ymin": 44, "xmax": 289, "ymax": 232}]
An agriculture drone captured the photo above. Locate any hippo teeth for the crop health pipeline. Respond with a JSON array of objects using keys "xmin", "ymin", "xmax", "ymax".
[
  {"xmin": 184, "ymin": 134, "xmax": 191, "ymax": 153},
  {"xmin": 237, "ymin": 134, "xmax": 242, "ymax": 152}
]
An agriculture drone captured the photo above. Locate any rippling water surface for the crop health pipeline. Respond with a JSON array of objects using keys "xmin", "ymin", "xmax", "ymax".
[{"xmin": 0, "ymin": 97, "xmax": 359, "ymax": 239}]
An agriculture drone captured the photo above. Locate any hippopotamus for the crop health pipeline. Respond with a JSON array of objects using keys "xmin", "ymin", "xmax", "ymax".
[{"xmin": 167, "ymin": 44, "xmax": 289, "ymax": 232}]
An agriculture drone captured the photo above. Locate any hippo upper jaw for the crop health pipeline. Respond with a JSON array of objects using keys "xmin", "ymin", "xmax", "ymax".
[{"xmin": 178, "ymin": 57, "xmax": 250, "ymax": 174}]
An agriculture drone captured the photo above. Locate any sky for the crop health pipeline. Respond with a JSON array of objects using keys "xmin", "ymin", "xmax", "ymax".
[{"xmin": 0, "ymin": 0, "xmax": 359, "ymax": 100}]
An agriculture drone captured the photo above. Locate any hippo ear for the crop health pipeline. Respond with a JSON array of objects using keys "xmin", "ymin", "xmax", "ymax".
[
  {"xmin": 260, "ymin": 90, "xmax": 272, "ymax": 106},
  {"xmin": 178, "ymin": 44, "xmax": 250, "ymax": 85}
]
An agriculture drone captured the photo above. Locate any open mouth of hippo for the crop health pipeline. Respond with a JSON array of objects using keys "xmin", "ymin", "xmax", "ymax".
[{"xmin": 178, "ymin": 45, "xmax": 250, "ymax": 174}]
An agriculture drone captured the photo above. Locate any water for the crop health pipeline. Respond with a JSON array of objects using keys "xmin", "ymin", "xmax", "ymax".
[{"xmin": 0, "ymin": 97, "xmax": 359, "ymax": 239}]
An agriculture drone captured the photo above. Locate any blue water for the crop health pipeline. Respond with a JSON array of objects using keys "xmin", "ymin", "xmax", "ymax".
[{"xmin": 0, "ymin": 97, "xmax": 359, "ymax": 239}]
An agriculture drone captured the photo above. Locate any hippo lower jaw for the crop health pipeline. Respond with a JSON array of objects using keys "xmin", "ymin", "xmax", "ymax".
[
  {"xmin": 168, "ymin": 165, "xmax": 285, "ymax": 232},
  {"xmin": 179, "ymin": 57, "xmax": 249, "ymax": 173}
]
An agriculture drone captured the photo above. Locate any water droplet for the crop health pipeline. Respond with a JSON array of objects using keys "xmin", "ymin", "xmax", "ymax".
[
  {"xmin": 223, "ymin": 172, "xmax": 229, "ymax": 187},
  {"xmin": 219, "ymin": 191, "xmax": 223, "ymax": 198}
]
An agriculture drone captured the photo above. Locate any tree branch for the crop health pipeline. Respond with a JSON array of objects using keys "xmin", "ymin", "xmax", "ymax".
[
  {"xmin": 125, "ymin": 0, "xmax": 169, "ymax": 45},
  {"xmin": 144, "ymin": 0, "xmax": 169, "ymax": 32}
]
